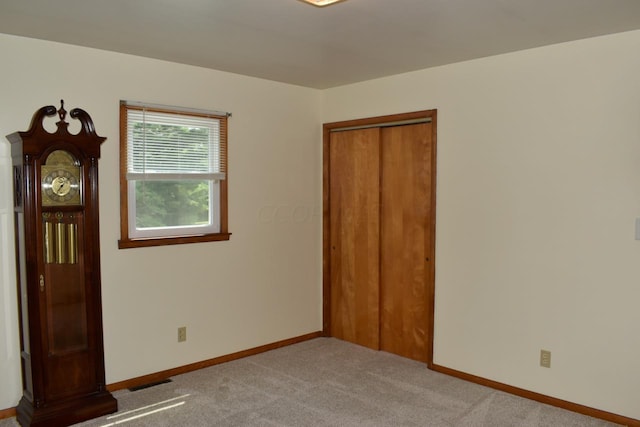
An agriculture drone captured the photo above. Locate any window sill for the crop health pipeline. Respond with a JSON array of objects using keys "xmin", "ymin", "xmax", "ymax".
[{"xmin": 118, "ymin": 232, "xmax": 231, "ymax": 249}]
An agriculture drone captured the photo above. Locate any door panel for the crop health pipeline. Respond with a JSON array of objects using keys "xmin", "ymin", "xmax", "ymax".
[
  {"xmin": 329, "ymin": 128, "xmax": 381, "ymax": 350},
  {"xmin": 379, "ymin": 123, "xmax": 432, "ymax": 362}
]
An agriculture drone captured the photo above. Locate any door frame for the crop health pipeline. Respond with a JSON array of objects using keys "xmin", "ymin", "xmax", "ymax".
[{"xmin": 322, "ymin": 109, "xmax": 437, "ymax": 367}]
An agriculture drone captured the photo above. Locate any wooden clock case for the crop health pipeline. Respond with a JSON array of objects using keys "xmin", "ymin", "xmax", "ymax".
[{"xmin": 7, "ymin": 101, "xmax": 117, "ymax": 426}]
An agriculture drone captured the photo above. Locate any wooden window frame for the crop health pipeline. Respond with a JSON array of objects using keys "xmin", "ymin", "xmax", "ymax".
[{"xmin": 118, "ymin": 102, "xmax": 231, "ymax": 249}]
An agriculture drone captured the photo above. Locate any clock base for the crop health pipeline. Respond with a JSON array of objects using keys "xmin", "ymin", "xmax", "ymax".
[{"xmin": 16, "ymin": 391, "xmax": 117, "ymax": 427}]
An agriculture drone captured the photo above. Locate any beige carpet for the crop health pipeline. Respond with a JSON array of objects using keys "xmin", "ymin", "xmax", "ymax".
[{"xmin": 0, "ymin": 338, "xmax": 621, "ymax": 426}]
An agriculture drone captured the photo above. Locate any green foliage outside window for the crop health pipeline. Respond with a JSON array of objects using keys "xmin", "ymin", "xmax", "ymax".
[
  {"xmin": 132, "ymin": 122, "xmax": 212, "ymax": 228},
  {"xmin": 135, "ymin": 180, "xmax": 210, "ymax": 228}
]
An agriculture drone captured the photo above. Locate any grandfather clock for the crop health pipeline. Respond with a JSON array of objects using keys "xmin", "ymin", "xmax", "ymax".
[{"xmin": 7, "ymin": 101, "xmax": 117, "ymax": 426}]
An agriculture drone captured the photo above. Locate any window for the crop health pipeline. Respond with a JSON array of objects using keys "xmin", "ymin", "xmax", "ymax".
[{"xmin": 118, "ymin": 101, "xmax": 230, "ymax": 248}]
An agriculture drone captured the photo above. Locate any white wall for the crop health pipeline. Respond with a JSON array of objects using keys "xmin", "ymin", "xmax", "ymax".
[
  {"xmin": 322, "ymin": 30, "xmax": 640, "ymax": 419},
  {"xmin": 2, "ymin": 29, "xmax": 640, "ymax": 422},
  {"xmin": 0, "ymin": 34, "xmax": 322, "ymax": 409}
]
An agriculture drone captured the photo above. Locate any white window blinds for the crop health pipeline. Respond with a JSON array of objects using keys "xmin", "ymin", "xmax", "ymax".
[{"xmin": 126, "ymin": 107, "xmax": 226, "ymax": 181}]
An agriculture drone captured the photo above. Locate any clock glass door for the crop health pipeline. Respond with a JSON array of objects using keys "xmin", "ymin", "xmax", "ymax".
[
  {"xmin": 40, "ymin": 149, "xmax": 95, "ymax": 400},
  {"xmin": 42, "ymin": 211, "xmax": 88, "ymax": 354}
]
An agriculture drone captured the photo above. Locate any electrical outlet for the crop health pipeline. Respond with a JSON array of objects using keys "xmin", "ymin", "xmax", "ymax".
[
  {"xmin": 178, "ymin": 326, "xmax": 187, "ymax": 343},
  {"xmin": 540, "ymin": 349, "xmax": 551, "ymax": 368}
]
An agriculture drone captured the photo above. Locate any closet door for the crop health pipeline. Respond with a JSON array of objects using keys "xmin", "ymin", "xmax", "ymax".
[
  {"xmin": 325, "ymin": 112, "xmax": 436, "ymax": 363},
  {"xmin": 329, "ymin": 128, "xmax": 381, "ymax": 350},
  {"xmin": 379, "ymin": 123, "xmax": 432, "ymax": 362}
]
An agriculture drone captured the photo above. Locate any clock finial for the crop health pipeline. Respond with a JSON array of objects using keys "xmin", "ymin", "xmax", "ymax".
[{"xmin": 58, "ymin": 99, "xmax": 67, "ymax": 122}]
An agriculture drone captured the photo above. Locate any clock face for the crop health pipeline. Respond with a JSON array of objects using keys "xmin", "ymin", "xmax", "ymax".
[{"xmin": 41, "ymin": 150, "xmax": 82, "ymax": 206}]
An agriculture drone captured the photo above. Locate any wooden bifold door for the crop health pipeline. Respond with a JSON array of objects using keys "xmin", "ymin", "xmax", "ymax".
[{"xmin": 323, "ymin": 110, "xmax": 436, "ymax": 364}]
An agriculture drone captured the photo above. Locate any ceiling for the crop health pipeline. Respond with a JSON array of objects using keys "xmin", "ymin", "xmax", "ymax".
[{"xmin": 1, "ymin": 0, "xmax": 640, "ymax": 89}]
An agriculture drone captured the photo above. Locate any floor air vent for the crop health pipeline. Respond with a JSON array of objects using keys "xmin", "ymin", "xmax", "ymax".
[{"xmin": 128, "ymin": 378, "xmax": 172, "ymax": 391}]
